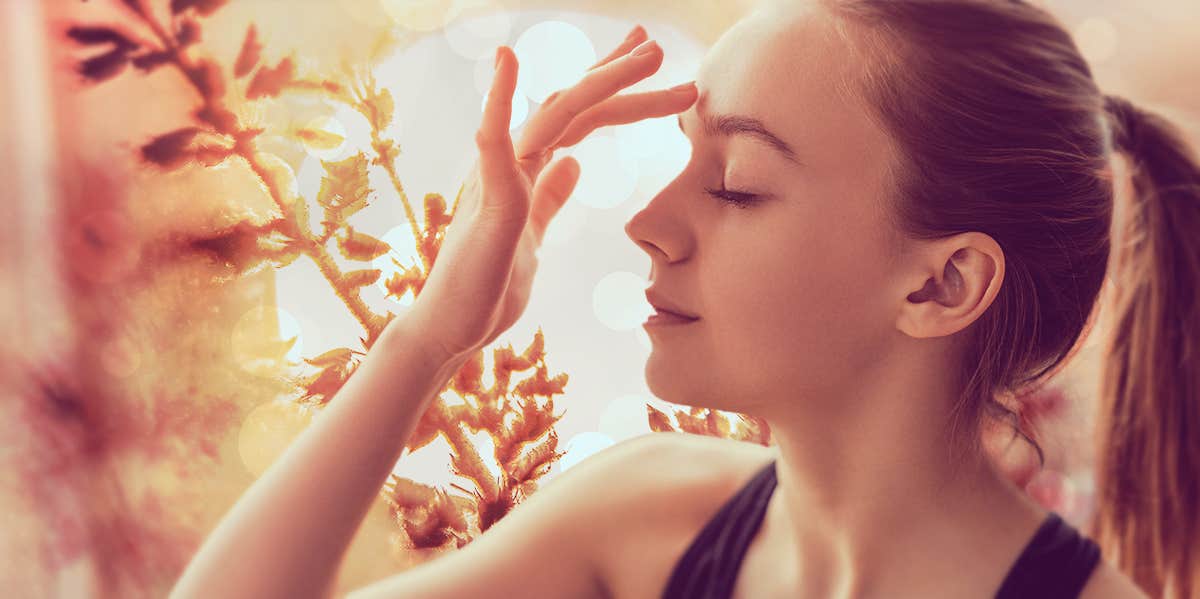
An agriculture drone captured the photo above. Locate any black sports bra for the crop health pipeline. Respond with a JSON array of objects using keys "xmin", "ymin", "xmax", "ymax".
[{"xmin": 661, "ymin": 459, "xmax": 1101, "ymax": 598}]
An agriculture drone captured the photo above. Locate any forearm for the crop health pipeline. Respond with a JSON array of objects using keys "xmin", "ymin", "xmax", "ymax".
[{"xmin": 169, "ymin": 320, "xmax": 464, "ymax": 599}]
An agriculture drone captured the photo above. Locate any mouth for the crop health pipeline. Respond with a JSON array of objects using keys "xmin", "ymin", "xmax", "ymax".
[{"xmin": 643, "ymin": 309, "xmax": 700, "ymax": 327}]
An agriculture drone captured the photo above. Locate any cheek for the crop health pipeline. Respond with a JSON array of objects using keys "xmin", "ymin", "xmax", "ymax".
[{"xmin": 704, "ymin": 211, "xmax": 894, "ymax": 390}]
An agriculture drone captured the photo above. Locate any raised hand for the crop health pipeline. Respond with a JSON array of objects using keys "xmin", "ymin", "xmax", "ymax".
[{"xmin": 403, "ymin": 25, "xmax": 699, "ymax": 366}]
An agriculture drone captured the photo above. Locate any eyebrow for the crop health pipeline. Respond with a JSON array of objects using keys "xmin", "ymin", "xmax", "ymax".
[{"xmin": 677, "ymin": 112, "xmax": 802, "ymax": 165}]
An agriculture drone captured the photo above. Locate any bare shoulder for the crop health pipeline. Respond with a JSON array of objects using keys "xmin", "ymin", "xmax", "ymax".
[
  {"xmin": 589, "ymin": 432, "xmax": 777, "ymax": 599},
  {"xmin": 343, "ymin": 432, "xmax": 767, "ymax": 599},
  {"xmin": 1078, "ymin": 559, "xmax": 1151, "ymax": 599},
  {"xmin": 599, "ymin": 431, "xmax": 777, "ymax": 511}
]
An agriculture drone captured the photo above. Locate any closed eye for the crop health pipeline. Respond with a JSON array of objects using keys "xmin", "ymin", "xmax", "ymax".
[{"xmin": 704, "ymin": 186, "xmax": 761, "ymax": 209}]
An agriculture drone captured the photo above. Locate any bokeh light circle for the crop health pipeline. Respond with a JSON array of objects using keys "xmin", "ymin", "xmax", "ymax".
[
  {"xmin": 445, "ymin": 1, "xmax": 514, "ymax": 60},
  {"xmin": 598, "ymin": 393, "xmax": 657, "ymax": 442},
  {"xmin": 380, "ymin": 0, "xmax": 459, "ymax": 32},
  {"xmin": 482, "ymin": 88, "xmax": 530, "ymax": 130},
  {"xmin": 300, "ymin": 115, "xmax": 349, "ymax": 162},
  {"xmin": 1074, "ymin": 17, "xmax": 1118, "ymax": 65},
  {"xmin": 238, "ymin": 399, "xmax": 315, "ymax": 477},
  {"xmin": 558, "ymin": 431, "xmax": 615, "ymax": 473},
  {"xmin": 592, "ymin": 271, "xmax": 653, "ymax": 331},
  {"xmin": 512, "ymin": 21, "xmax": 596, "ymax": 103},
  {"xmin": 371, "ymin": 225, "xmax": 423, "ymax": 304},
  {"xmin": 564, "ymin": 135, "xmax": 639, "ymax": 210},
  {"xmin": 231, "ymin": 305, "xmax": 304, "ymax": 375}
]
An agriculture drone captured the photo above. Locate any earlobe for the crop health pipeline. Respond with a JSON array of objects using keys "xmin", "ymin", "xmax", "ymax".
[{"xmin": 895, "ymin": 234, "xmax": 1004, "ymax": 339}]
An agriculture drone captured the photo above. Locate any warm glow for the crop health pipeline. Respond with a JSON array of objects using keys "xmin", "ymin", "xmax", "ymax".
[
  {"xmin": 599, "ymin": 393, "xmax": 658, "ymax": 442},
  {"xmin": 1074, "ymin": 16, "xmax": 1118, "ymax": 65},
  {"xmin": 380, "ymin": 0, "xmax": 459, "ymax": 32},
  {"xmin": 444, "ymin": 1, "xmax": 513, "ymax": 60},
  {"xmin": 513, "ymin": 20, "xmax": 597, "ymax": 103},
  {"xmin": 370, "ymin": 225, "xmax": 422, "ymax": 304},
  {"xmin": 564, "ymin": 135, "xmax": 639, "ymax": 209},
  {"xmin": 299, "ymin": 115, "xmax": 349, "ymax": 161},
  {"xmin": 238, "ymin": 399, "xmax": 316, "ymax": 477},
  {"xmin": 231, "ymin": 305, "xmax": 305, "ymax": 375},
  {"xmin": 482, "ymin": 88, "xmax": 530, "ymax": 130},
  {"xmin": 592, "ymin": 271, "xmax": 654, "ymax": 331},
  {"xmin": 558, "ymin": 431, "xmax": 615, "ymax": 472}
]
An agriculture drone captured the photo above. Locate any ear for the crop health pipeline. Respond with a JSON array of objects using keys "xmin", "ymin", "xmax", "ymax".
[{"xmin": 895, "ymin": 232, "xmax": 1005, "ymax": 339}]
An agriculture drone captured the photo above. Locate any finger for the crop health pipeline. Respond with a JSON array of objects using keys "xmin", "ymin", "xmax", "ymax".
[
  {"xmin": 586, "ymin": 24, "xmax": 647, "ymax": 71},
  {"xmin": 515, "ymin": 39, "xmax": 664, "ymax": 171},
  {"xmin": 476, "ymin": 46, "xmax": 525, "ymax": 218},
  {"xmin": 529, "ymin": 156, "xmax": 581, "ymax": 245},
  {"xmin": 554, "ymin": 82, "xmax": 697, "ymax": 149}
]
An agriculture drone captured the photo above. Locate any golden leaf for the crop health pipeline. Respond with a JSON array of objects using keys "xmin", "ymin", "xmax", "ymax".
[
  {"xmin": 342, "ymin": 268, "xmax": 382, "ymax": 289},
  {"xmin": 647, "ymin": 405, "xmax": 673, "ymax": 432},
  {"xmin": 304, "ymin": 347, "xmax": 353, "ymax": 369},
  {"xmin": 234, "ymin": 24, "xmax": 260, "ymax": 78},
  {"xmin": 295, "ymin": 127, "xmax": 345, "ymax": 151},
  {"xmin": 337, "ymin": 226, "xmax": 391, "ymax": 261}
]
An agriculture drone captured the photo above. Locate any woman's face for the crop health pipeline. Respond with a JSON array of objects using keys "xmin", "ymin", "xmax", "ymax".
[{"xmin": 624, "ymin": 4, "xmax": 907, "ymax": 414}]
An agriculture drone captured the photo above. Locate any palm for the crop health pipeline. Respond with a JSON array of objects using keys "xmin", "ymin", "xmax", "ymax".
[{"xmin": 403, "ymin": 28, "xmax": 697, "ymax": 365}]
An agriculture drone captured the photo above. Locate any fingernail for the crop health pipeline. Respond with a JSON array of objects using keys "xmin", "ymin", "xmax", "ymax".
[
  {"xmin": 633, "ymin": 40, "xmax": 658, "ymax": 57},
  {"xmin": 494, "ymin": 47, "xmax": 503, "ymax": 69},
  {"xmin": 670, "ymin": 81, "xmax": 696, "ymax": 93},
  {"xmin": 625, "ymin": 24, "xmax": 645, "ymax": 41}
]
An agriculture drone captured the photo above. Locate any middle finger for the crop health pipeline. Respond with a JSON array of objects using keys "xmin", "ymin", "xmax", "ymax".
[{"xmin": 514, "ymin": 38, "xmax": 664, "ymax": 171}]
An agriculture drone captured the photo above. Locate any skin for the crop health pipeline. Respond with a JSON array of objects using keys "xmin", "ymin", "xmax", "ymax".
[
  {"xmin": 174, "ymin": 8, "xmax": 1149, "ymax": 598},
  {"xmin": 169, "ymin": 27, "xmax": 700, "ymax": 599},
  {"xmin": 622, "ymin": 3, "xmax": 1057, "ymax": 597}
]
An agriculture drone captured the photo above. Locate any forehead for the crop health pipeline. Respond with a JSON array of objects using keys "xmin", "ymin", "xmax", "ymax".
[{"xmin": 690, "ymin": 6, "xmax": 892, "ymax": 170}]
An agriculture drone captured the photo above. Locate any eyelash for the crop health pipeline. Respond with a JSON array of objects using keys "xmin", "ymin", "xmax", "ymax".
[{"xmin": 704, "ymin": 186, "xmax": 761, "ymax": 209}]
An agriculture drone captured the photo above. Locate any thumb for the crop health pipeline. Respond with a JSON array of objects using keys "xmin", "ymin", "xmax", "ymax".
[{"xmin": 530, "ymin": 156, "xmax": 581, "ymax": 245}]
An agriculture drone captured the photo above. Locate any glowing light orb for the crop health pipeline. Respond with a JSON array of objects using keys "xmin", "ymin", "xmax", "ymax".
[
  {"xmin": 473, "ymin": 52, "xmax": 500, "ymax": 96},
  {"xmin": 559, "ymin": 431, "xmax": 615, "ymax": 473},
  {"xmin": 298, "ymin": 115, "xmax": 348, "ymax": 162},
  {"xmin": 370, "ymin": 225, "xmax": 423, "ymax": 304},
  {"xmin": 616, "ymin": 114, "xmax": 692, "ymax": 210},
  {"xmin": 513, "ymin": 21, "xmax": 596, "ymax": 103},
  {"xmin": 592, "ymin": 271, "xmax": 654, "ymax": 331},
  {"xmin": 445, "ymin": 1, "xmax": 513, "ymax": 60},
  {"xmin": 310, "ymin": 104, "xmax": 375, "ymax": 162},
  {"xmin": 635, "ymin": 325, "xmax": 651, "ymax": 350},
  {"xmin": 564, "ymin": 135, "xmax": 639, "ymax": 210},
  {"xmin": 238, "ymin": 399, "xmax": 315, "ymax": 478},
  {"xmin": 231, "ymin": 306, "xmax": 305, "ymax": 375},
  {"xmin": 539, "ymin": 188, "xmax": 589, "ymax": 248},
  {"xmin": 1074, "ymin": 17, "xmax": 1118, "ymax": 65},
  {"xmin": 380, "ymin": 0, "xmax": 458, "ymax": 32},
  {"xmin": 598, "ymin": 393, "xmax": 657, "ymax": 442},
  {"xmin": 482, "ymin": 87, "xmax": 530, "ymax": 130}
]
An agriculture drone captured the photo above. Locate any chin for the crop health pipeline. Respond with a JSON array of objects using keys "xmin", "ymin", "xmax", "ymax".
[{"xmin": 643, "ymin": 358, "xmax": 748, "ymax": 415}]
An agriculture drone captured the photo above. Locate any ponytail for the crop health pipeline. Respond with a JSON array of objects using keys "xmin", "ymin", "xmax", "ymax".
[{"xmin": 1093, "ymin": 94, "xmax": 1200, "ymax": 599}]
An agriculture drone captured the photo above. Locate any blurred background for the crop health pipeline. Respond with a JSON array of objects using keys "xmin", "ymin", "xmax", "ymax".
[{"xmin": 2, "ymin": 0, "xmax": 1197, "ymax": 596}]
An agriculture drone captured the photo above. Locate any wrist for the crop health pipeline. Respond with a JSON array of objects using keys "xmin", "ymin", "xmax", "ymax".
[{"xmin": 378, "ymin": 316, "xmax": 467, "ymax": 379}]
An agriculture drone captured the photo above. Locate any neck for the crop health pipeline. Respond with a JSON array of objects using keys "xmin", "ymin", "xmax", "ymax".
[{"xmin": 757, "ymin": 345, "xmax": 1047, "ymax": 597}]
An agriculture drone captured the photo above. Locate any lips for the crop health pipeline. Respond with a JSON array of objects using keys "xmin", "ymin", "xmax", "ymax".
[
  {"xmin": 645, "ymin": 289, "xmax": 700, "ymax": 320},
  {"xmin": 645, "ymin": 310, "xmax": 698, "ymax": 326}
]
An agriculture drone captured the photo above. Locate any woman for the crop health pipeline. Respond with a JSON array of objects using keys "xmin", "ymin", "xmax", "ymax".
[{"xmin": 170, "ymin": 1, "xmax": 1198, "ymax": 598}]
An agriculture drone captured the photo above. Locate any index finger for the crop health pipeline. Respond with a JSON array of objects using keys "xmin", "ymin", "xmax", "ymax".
[{"xmin": 515, "ymin": 39, "xmax": 664, "ymax": 166}]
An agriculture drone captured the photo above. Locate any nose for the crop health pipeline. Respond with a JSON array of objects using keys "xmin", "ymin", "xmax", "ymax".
[{"xmin": 624, "ymin": 201, "xmax": 691, "ymax": 265}]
